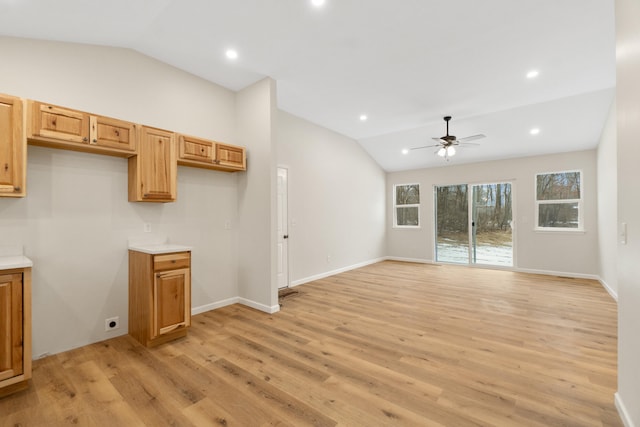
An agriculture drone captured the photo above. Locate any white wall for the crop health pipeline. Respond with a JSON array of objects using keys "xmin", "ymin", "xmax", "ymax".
[
  {"xmin": 615, "ymin": 0, "xmax": 640, "ymax": 425},
  {"xmin": 277, "ymin": 111, "xmax": 386, "ymax": 285},
  {"xmin": 387, "ymin": 150, "xmax": 599, "ymax": 277},
  {"xmin": 596, "ymin": 102, "xmax": 618, "ymax": 299},
  {"xmin": 0, "ymin": 37, "xmax": 240, "ymax": 356},
  {"xmin": 236, "ymin": 78, "xmax": 279, "ymax": 312}
]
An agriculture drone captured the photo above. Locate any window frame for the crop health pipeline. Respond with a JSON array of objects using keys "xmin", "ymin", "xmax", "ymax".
[
  {"xmin": 393, "ymin": 183, "xmax": 420, "ymax": 228},
  {"xmin": 534, "ymin": 169, "xmax": 584, "ymax": 232}
]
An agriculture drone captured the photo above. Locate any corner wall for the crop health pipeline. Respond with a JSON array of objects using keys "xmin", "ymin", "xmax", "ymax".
[
  {"xmin": 615, "ymin": 0, "xmax": 640, "ymax": 424},
  {"xmin": 236, "ymin": 78, "xmax": 279, "ymax": 312},
  {"xmin": 596, "ymin": 101, "xmax": 618, "ymax": 299},
  {"xmin": 277, "ymin": 111, "xmax": 386, "ymax": 285}
]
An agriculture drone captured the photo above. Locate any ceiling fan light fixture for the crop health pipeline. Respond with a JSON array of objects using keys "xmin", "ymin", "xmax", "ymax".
[
  {"xmin": 437, "ymin": 147, "xmax": 446, "ymax": 157},
  {"xmin": 447, "ymin": 146, "xmax": 456, "ymax": 156}
]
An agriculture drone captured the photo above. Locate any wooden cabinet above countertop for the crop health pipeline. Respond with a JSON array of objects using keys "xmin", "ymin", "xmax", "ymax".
[
  {"xmin": 178, "ymin": 134, "xmax": 246, "ymax": 172},
  {"xmin": 27, "ymin": 101, "xmax": 137, "ymax": 157},
  {"xmin": 1, "ymin": 93, "xmax": 247, "ymax": 203},
  {"xmin": 0, "ymin": 94, "xmax": 26, "ymax": 198}
]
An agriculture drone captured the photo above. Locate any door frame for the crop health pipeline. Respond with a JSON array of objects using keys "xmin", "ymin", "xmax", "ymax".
[
  {"xmin": 277, "ymin": 166, "xmax": 290, "ymax": 289},
  {"xmin": 433, "ymin": 180, "xmax": 517, "ymax": 268}
]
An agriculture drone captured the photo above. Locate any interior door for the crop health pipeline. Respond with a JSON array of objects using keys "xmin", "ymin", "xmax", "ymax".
[
  {"xmin": 277, "ymin": 167, "xmax": 289, "ymax": 289},
  {"xmin": 435, "ymin": 182, "xmax": 513, "ymax": 266}
]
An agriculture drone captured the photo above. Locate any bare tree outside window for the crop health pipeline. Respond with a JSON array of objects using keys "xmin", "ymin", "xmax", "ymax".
[
  {"xmin": 535, "ymin": 171, "xmax": 582, "ymax": 229},
  {"xmin": 394, "ymin": 184, "xmax": 420, "ymax": 227}
]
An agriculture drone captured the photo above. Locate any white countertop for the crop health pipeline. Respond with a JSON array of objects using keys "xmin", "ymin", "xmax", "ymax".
[
  {"xmin": 128, "ymin": 243, "xmax": 192, "ymax": 255},
  {"xmin": 0, "ymin": 255, "xmax": 33, "ymax": 270}
]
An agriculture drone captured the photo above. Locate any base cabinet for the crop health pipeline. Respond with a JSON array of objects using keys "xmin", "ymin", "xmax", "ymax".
[
  {"xmin": 0, "ymin": 267, "xmax": 31, "ymax": 398},
  {"xmin": 129, "ymin": 250, "xmax": 190, "ymax": 347}
]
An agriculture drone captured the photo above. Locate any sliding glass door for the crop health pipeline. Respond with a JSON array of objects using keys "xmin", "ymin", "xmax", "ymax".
[{"xmin": 435, "ymin": 182, "xmax": 513, "ymax": 267}]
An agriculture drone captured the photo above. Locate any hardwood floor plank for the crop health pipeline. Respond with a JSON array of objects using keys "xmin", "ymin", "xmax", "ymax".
[{"xmin": 0, "ymin": 261, "xmax": 622, "ymax": 426}]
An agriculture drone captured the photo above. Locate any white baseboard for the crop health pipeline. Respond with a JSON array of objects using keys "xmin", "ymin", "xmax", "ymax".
[
  {"xmin": 385, "ymin": 256, "xmax": 434, "ymax": 264},
  {"xmin": 598, "ymin": 278, "xmax": 618, "ymax": 301},
  {"xmin": 238, "ymin": 297, "xmax": 280, "ymax": 314},
  {"xmin": 289, "ymin": 257, "xmax": 387, "ymax": 287},
  {"xmin": 193, "ymin": 296, "xmax": 279, "ymax": 316},
  {"xmin": 192, "ymin": 297, "xmax": 240, "ymax": 316},
  {"xmin": 504, "ymin": 267, "xmax": 600, "ymax": 281},
  {"xmin": 615, "ymin": 392, "xmax": 636, "ymax": 427}
]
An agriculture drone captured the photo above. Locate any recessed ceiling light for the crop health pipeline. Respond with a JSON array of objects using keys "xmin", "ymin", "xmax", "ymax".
[
  {"xmin": 402, "ymin": 149, "xmax": 409, "ymax": 155},
  {"xmin": 530, "ymin": 128, "xmax": 540, "ymax": 135},
  {"xmin": 225, "ymin": 49, "xmax": 238, "ymax": 60},
  {"xmin": 311, "ymin": 0, "xmax": 326, "ymax": 7},
  {"xmin": 526, "ymin": 70, "xmax": 539, "ymax": 79},
  {"xmin": 359, "ymin": 114, "xmax": 368, "ymax": 122}
]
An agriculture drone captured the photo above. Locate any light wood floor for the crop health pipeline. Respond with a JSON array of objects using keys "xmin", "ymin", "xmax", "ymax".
[{"xmin": 1, "ymin": 261, "xmax": 621, "ymax": 426}]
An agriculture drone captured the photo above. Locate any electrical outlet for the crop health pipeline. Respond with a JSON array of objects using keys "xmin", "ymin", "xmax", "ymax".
[
  {"xmin": 225, "ymin": 220, "xmax": 231, "ymax": 230},
  {"xmin": 105, "ymin": 316, "xmax": 120, "ymax": 331},
  {"xmin": 144, "ymin": 223, "xmax": 151, "ymax": 233},
  {"xmin": 327, "ymin": 255, "xmax": 331, "ymax": 263}
]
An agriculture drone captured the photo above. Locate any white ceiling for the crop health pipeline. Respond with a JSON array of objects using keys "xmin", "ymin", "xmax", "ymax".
[{"xmin": 0, "ymin": 0, "xmax": 616, "ymax": 172}]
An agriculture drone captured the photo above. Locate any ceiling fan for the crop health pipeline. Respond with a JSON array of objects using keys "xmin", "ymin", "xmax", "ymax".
[{"xmin": 411, "ymin": 116, "xmax": 485, "ymax": 160}]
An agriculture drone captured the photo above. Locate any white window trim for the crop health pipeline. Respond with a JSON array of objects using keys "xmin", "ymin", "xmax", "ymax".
[
  {"xmin": 534, "ymin": 170, "xmax": 584, "ymax": 232},
  {"xmin": 393, "ymin": 183, "xmax": 420, "ymax": 229}
]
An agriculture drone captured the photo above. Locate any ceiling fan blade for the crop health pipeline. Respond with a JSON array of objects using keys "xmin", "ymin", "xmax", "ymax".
[
  {"xmin": 432, "ymin": 137, "xmax": 446, "ymax": 143},
  {"xmin": 410, "ymin": 144, "xmax": 440, "ymax": 150},
  {"xmin": 457, "ymin": 134, "xmax": 485, "ymax": 143}
]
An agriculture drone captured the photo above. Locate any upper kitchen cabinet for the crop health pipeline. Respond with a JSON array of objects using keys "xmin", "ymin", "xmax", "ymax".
[
  {"xmin": 216, "ymin": 143, "xmax": 246, "ymax": 171},
  {"xmin": 177, "ymin": 134, "xmax": 246, "ymax": 172},
  {"xmin": 177, "ymin": 134, "xmax": 214, "ymax": 167},
  {"xmin": 0, "ymin": 95, "xmax": 26, "ymax": 197},
  {"xmin": 128, "ymin": 126, "xmax": 177, "ymax": 203},
  {"xmin": 28, "ymin": 101, "xmax": 137, "ymax": 157}
]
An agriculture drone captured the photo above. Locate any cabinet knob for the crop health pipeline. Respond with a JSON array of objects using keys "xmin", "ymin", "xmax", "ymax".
[
  {"xmin": 92, "ymin": 139, "xmax": 97, "ymax": 143},
  {"xmin": 4, "ymin": 163, "xmax": 8, "ymax": 172},
  {"xmin": 13, "ymin": 186, "xmax": 20, "ymax": 192},
  {"xmin": 82, "ymin": 137, "xmax": 88, "ymax": 142}
]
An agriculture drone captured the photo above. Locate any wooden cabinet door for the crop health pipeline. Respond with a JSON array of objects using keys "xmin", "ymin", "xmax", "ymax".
[
  {"xmin": 216, "ymin": 143, "xmax": 246, "ymax": 171},
  {"xmin": 129, "ymin": 126, "xmax": 177, "ymax": 202},
  {"xmin": 90, "ymin": 116, "xmax": 136, "ymax": 153},
  {"xmin": 0, "ymin": 273, "xmax": 23, "ymax": 382},
  {"xmin": 152, "ymin": 268, "xmax": 190, "ymax": 339},
  {"xmin": 178, "ymin": 134, "xmax": 214, "ymax": 164},
  {"xmin": 0, "ymin": 95, "xmax": 25, "ymax": 197},
  {"xmin": 30, "ymin": 102, "xmax": 89, "ymax": 143}
]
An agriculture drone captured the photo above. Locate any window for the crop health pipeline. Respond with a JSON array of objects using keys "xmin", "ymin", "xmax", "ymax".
[
  {"xmin": 394, "ymin": 184, "xmax": 420, "ymax": 227},
  {"xmin": 535, "ymin": 170, "xmax": 582, "ymax": 230}
]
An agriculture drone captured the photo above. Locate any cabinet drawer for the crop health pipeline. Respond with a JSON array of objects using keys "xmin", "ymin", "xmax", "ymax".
[
  {"xmin": 90, "ymin": 116, "xmax": 136, "ymax": 153},
  {"xmin": 179, "ymin": 134, "xmax": 214, "ymax": 163},
  {"xmin": 153, "ymin": 252, "xmax": 190, "ymax": 271},
  {"xmin": 216, "ymin": 143, "xmax": 245, "ymax": 170},
  {"xmin": 31, "ymin": 102, "xmax": 89, "ymax": 143}
]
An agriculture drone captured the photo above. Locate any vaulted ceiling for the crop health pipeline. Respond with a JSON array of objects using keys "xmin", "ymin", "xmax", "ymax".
[{"xmin": 0, "ymin": 0, "xmax": 616, "ymax": 171}]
